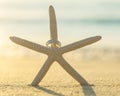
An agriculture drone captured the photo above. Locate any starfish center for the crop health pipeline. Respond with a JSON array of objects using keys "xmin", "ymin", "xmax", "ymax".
[{"xmin": 49, "ymin": 48, "xmax": 62, "ymax": 60}]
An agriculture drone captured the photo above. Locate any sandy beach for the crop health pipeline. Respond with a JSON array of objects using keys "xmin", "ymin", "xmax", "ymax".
[{"xmin": 0, "ymin": 57, "xmax": 120, "ymax": 96}]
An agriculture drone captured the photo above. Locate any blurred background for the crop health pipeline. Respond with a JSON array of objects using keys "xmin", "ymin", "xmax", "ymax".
[{"xmin": 0, "ymin": 0, "xmax": 120, "ymax": 62}]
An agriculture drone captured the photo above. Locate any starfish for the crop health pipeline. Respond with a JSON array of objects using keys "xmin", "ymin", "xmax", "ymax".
[{"xmin": 10, "ymin": 5, "xmax": 101, "ymax": 86}]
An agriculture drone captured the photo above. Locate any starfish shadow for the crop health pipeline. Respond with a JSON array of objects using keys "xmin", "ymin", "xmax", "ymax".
[
  {"xmin": 34, "ymin": 85, "xmax": 64, "ymax": 96},
  {"xmin": 33, "ymin": 75, "xmax": 96, "ymax": 96},
  {"xmin": 79, "ymin": 77, "xmax": 96, "ymax": 96}
]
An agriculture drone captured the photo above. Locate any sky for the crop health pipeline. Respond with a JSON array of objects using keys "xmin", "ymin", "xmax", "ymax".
[{"xmin": 0, "ymin": 0, "xmax": 120, "ymax": 57}]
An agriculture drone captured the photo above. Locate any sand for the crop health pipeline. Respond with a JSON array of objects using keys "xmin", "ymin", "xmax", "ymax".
[{"xmin": 0, "ymin": 57, "xmax": 120, "ymax": 96}]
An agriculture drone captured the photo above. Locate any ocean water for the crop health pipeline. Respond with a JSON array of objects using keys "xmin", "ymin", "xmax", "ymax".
[{"xmin": 0, "ymin": 0, "xmax": 120, "ymax": 56}]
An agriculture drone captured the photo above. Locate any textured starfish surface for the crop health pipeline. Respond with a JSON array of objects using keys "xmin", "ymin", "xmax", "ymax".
[{"xmin": 10, "ymin": 5, "xmax": 101, "ymax": 86}]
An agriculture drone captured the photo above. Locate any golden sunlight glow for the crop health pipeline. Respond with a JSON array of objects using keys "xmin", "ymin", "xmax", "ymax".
[
  {"xmin": 0, "ymin": 38, "xmax": 5, "ymax": 47},
  {"xmin": 0, "ymin": 33, "xmax": 6, "ymax": 47},
  {"xmin": 0, "ymin": 40, "xmax": 3, "ymax": 46}
]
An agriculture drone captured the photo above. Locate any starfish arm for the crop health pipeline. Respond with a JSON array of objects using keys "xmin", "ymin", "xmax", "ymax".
[
  {"xmin": 10, "ymin": 36, "xmax": 49, "ymax": 55},
  {"xmin": 57, "ymin": 56, "xmax": 87, "ymax": 85},
  {"xmin": 31, "ymin": 56, "xmax": 54, "ymax": 86},
  {"xmin": 60, "ymin": 36, "xmax": 101, "ymax": 53},
  {"xmin": 49, "ymin": 5, "xmax": 58, "ymax": 41}
]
